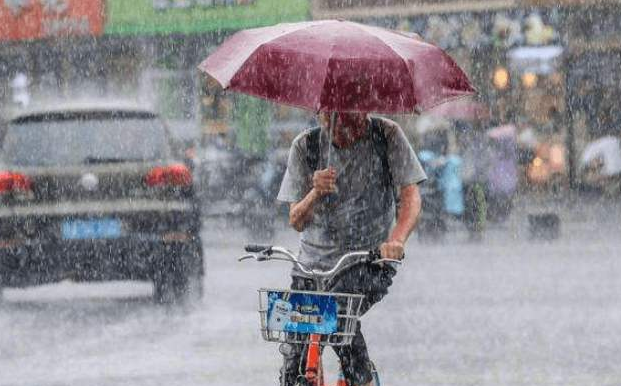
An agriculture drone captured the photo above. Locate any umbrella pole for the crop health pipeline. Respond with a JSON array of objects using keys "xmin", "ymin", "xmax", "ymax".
[
  {"xmin": 325, "ymin": 112, "xmax": 338, "ymax": 208},
  {"xmin": 327, "ymin": 111, "xmax": 336, "ymax": 167}
]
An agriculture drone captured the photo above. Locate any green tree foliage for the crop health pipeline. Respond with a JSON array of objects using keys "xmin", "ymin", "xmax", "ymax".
[{"xmin": 233, "ymin": 95, "xmax": 271, "ymax": 156}]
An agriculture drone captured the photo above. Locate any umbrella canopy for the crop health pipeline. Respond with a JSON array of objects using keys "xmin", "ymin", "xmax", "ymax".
[
  {"xmin": 199, "ymin": 19, "xmax": 475, "ymax": 114},
  {"xmin": 426, "ymin": 99, "xmax": 490, "ymax": 121}
]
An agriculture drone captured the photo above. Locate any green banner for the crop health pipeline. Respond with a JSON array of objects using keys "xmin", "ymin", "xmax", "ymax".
[{"xmin": 105, "ymin": 0, "xmax": 309, "ymax": 35}]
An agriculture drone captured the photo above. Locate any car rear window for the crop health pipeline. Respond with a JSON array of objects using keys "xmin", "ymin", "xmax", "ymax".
[{"xmin": 2, "ymin": 113, "xmax": 170, "ymax": 167}]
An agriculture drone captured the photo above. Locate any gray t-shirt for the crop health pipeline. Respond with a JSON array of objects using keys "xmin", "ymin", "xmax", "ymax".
[{"xmin": 277, "ymin": 117, "xmax": 427, "ymax": 276}]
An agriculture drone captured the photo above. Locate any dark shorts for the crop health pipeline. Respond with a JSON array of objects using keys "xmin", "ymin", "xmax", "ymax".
[{"xmin": 280, "ymin": 262, "xmax": 397, "ymax": 386}]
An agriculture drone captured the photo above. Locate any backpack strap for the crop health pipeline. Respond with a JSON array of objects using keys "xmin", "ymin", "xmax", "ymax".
[
  {"xmin": 306, "ymin": 126, "xmax": 322, "ymax": 172},
  {"xmin": 369, "ymin": 117, "xmax": 393, "ymax": 189},
  {"xmin": 306, "ymin": 119, "xmax": 393, "ymax": 192}
]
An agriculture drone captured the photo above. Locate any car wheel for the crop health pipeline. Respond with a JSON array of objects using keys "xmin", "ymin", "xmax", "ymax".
[
  {"xmin": 152, "ymin": 261, "xmax": 181, "ymax": 304},
  {"xmin": 152, "ymin": 242, "xmax": 204, "ymax": 304},
  {"xmin": 0, "ymin": 272, "xmax": 5, "ymax": 304},
  {"xmin": 185, "ymin": 273, "xmax": 204, "ymax": 303}
]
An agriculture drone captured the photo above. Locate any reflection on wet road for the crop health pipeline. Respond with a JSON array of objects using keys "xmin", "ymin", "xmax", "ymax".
[{"xmin": 2, "ymin": 205, "xmax": 621, "ymax": 386}]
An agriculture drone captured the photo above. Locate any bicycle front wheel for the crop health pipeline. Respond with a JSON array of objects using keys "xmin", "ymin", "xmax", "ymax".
[{"xmin": 370, "ymin": 361, "xmax": 381, "ymax": 386}]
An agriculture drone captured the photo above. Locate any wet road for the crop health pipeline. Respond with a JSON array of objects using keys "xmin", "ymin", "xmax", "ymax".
[{"xmin": 2, "ymin": 198, "xmax": 621, "ymax": 386}]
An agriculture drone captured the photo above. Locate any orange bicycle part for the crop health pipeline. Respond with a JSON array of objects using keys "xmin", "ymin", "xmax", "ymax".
[
  {"xmin": 305, "ymin": 334, "xmax": 350, "ymax": 386},
  {"xmin": 305, "ymin": 334, "xmax": 323, "ymax": 386}
]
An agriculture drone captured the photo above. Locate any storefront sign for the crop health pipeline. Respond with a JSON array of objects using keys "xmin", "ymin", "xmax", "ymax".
[
  {"xmin": 387, "ymin": 8, "xmax": 561, "ymax": 51},
  {"xmin": 152, "ymin": 0, "xmax": 255, "ymax": 10},
  {"xmin": 106, "ymin": 0, "xmax": 308, "ymax": 35},
  {"xmin": 0, "ymin": 0, "xmax": 104, "ymax": 41},
  {"xmin": 317, "ymin": 0, "xmax": 513, "ymax": 10},
  {"xmin": 508, "ymin": 45, "xmax": 563, "ymax": 75},
  {"xmin": 313, "ymin": 0, "xmax": 515, "ymax": 19}
]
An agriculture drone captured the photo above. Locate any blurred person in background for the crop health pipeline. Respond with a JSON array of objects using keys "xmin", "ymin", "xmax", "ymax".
[
  {"xmin": 486, "ymin": 122, "xmax": 518, "ymax": 223},
  {"xmin": 9, "ymin": 72, "xmax": 30, "ymax": 109},
  {"xmin": 516, "ymin": 116, "xmax": 538, "ymax": 166},
  {"xmin": 579, "ymin": 103, "xmax": 621, "ymax": 197},
  {"xmin": 419, "ymin": 126, "xmax": 465, "ymax": 217},
  {"xmin": 416, "ymin": 119, "xmax": 465, "ymax": 241},
  {"xmin": 525, "ymin": 108, "xmax": 567, "ymax": 190},
  {"xmin": 455, "ymin": 120, "xmax": 489, "ymax": 241},
  {"xmin": 516, "ymin": 116, "xmax": 538, "ymax": 187}
]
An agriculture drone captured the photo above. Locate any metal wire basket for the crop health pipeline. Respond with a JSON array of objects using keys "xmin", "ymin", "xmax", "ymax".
[{"xmin": 258, "ymin": 288, "xmax": 365, "ymax": 346}]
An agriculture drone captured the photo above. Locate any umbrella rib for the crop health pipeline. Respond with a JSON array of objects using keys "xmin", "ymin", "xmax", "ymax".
[
  {"xmin": 206, "ymin": 21, "xmax": 329, "ymax": 88},
  {"xmin": 351, "ymin": 23, "xmax": 418, "ymax": 109},
  {"xmin": 358, "ymin": 23, "xmax": 476, "ymax": 112},
  {"xmin": 317, "ymin": 41, "xmax": 338, "ymax": 112}
]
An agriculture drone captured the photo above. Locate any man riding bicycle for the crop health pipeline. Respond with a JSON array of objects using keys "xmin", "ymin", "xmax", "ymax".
[{"xmin": 277, "ymin": 111, "xmax": 427, "ymax": 386}]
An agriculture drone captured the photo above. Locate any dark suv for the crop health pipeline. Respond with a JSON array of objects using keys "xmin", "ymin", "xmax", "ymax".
[{"xmin": 0, "ymin": 103, "xmax": 203, "ymax": 303}]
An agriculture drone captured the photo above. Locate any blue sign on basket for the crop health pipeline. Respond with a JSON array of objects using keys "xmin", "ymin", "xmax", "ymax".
[{"xmin": 266, "ymin": 291, "xmax": 338, "ymax": 335}]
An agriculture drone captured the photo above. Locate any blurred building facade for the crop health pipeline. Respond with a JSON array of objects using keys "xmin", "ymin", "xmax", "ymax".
[
  {"xmin": 311, "ymin": 0, "xmax": 621, "ymax": 190},
  {"xmin": 2, "ymin": 0, "xmax": 620, "ymax": 189},
  {"xmin": 0, "ymin": 0, "xmax": 310, "ymax": 143},
  {"xmin": 0, "ymin": 0, "xmax": 106, "ymax": 108}
]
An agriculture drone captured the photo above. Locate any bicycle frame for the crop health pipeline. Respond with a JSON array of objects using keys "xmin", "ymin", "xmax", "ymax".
[
  {"xmin": 303, "ymin": 333, "xmax": 355, "ymax": 386},
  {"xmin": 305, "ymin": 334, "xmax": 323, "ymax": 386}
]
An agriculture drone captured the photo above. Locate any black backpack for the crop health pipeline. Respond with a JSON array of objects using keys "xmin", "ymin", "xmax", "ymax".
[{"xmin": 305, "ymin": 117, "xmax": 393, "ymax": 190}]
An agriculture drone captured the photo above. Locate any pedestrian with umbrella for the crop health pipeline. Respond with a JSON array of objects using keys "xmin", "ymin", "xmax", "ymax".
[
  {"xmin": 200, "ymin": 19, "xmax": 474, "ymax": 386},
  {"xmin": 427, "ymin": 99, "xmax": 490, "ymax": 241}
]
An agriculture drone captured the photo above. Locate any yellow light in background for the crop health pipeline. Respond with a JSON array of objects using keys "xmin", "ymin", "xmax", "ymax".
[
  {"xmin": 521, "ymin": 72, "xmax": 538, "ymax": 89},
  {"xmin": 550, "ymin": 145, "xmax": 566, "ymax": 170},
  {"xmin": 493, "ymin": 67, "xmax": 510, "ymax": 90}
]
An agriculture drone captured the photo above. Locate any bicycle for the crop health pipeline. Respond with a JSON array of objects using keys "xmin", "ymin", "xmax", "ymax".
[{"xmin": 238, "ymin": 244, "xmax": 401, "ymax": 386}]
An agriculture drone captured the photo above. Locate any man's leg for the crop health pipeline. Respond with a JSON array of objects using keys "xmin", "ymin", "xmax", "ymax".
[
  {"xmin": 463, "ymin": 182, "xmax": 485, "ymax": 241},
  {"xmin": 330, "ymin": 263, "xmax": 397, "ymax": 386},
  {"xmin": 332, "ymin": 321, "xmax": 374, "ymax": 386},
  {"xmin": 279, "ymin": 343, "xmax": 305, "ymax": 386}
]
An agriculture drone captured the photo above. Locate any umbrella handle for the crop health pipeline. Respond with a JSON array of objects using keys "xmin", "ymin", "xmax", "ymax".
[{"xmin": 327, "ymin": 111, "xmax": 336, "ymax": 168}]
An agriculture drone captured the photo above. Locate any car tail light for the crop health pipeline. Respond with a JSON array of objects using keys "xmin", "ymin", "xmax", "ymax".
[
  {"xmin": 162, "ymin": 231, "xmax": 190, "ymax": 242},
  {"xmin": 145, "ymin": 164, "xmax": 192, "ymax": 187},
  {"xmin": 0, "ymin": 172, "xmax": 32, "ymax": 194}
]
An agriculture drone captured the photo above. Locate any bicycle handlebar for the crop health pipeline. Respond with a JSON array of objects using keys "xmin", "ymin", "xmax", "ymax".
[
  {"xmin": 244, "ymin": 244, "xmax": 272, "ymax": 253},
  {"xmin": 239, "ymin": 244, "xmax": 402, "ymax": 280}
]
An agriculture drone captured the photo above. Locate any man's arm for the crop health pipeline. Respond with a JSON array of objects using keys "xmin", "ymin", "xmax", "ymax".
[
  {"xmin": 289, "ymin": 167, "xmax": 336, "ymax": 232},
  {"xmin": 289, "ymin": 189, "xmax": 320, "ymax": 232},
  {"xmin": 380, "ymin": 183, "xmax": 422, "ymax": 260}
]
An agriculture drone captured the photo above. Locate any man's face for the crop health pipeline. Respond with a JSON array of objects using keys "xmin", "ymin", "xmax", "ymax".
[{"xmin": 319, "ymin": 112, "xmax": 368, "ymax": 137}]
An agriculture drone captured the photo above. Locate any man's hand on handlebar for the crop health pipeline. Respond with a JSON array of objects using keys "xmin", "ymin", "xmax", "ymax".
[{"xmin": 379, "ymin": 240, "xmax": 405, "ymax": 261}]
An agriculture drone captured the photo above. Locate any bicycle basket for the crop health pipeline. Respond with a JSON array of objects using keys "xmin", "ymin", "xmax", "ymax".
[{"xmin": 258, "ymin": 288, "xmax": 364, "ymax": 346}]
